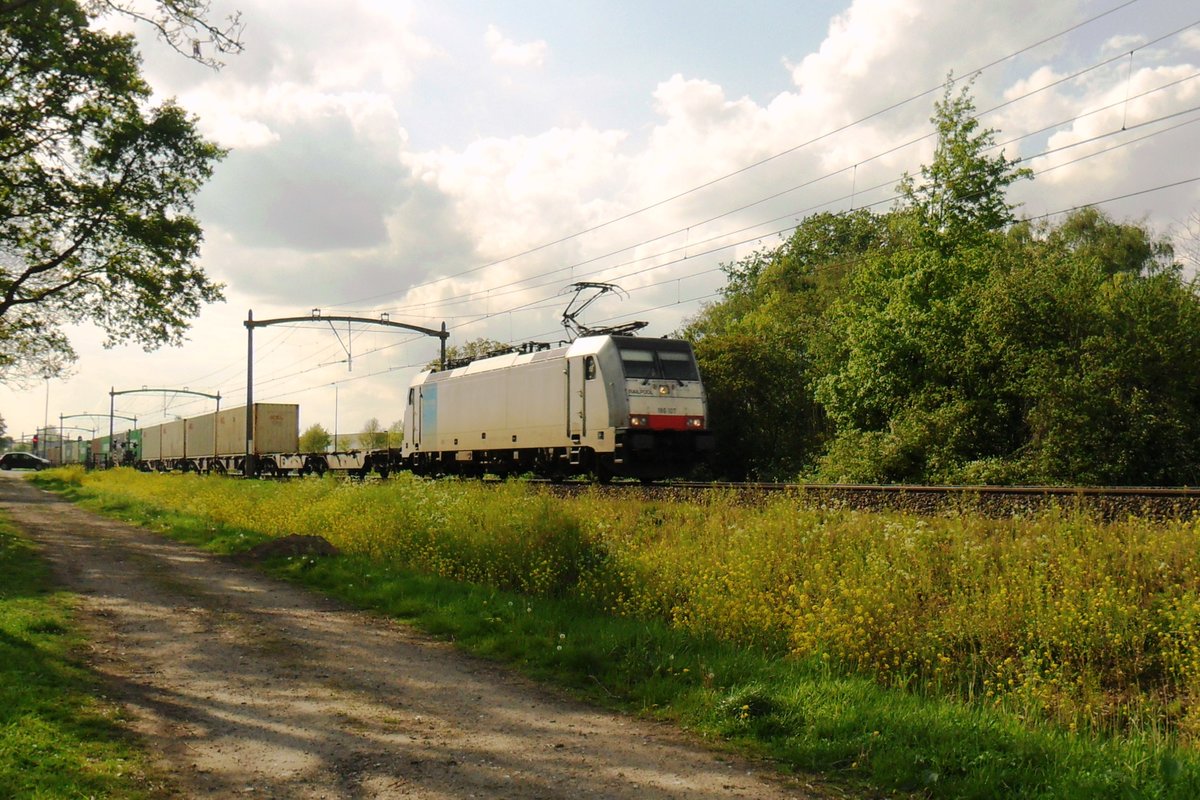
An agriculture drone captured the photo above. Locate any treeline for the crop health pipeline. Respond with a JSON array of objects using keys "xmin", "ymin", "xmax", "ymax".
[{"xmin": 684, "ymin": 86, "xmax": 1200, "ymax": 485}]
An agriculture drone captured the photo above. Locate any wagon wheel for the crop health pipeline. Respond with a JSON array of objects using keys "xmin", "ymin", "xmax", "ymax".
[{"xmin": 211, "ymin": 461, "xmax": 227, "ymax": 476}]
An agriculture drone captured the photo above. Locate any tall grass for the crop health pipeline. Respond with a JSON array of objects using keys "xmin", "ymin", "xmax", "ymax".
[{"xmin": 55, "ymin": 468, "xmax": 1200, "ymax": 744}]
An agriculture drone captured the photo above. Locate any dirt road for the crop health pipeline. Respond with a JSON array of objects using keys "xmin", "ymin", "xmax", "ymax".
[{"xmin": 1, "ymin": 475, "xmax": 823, "ymax": 799}]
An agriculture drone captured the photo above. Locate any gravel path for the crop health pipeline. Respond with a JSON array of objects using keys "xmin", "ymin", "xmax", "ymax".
[{"xmin": 0, "ymin": 475, "xmax": 827, "ymax": 799}]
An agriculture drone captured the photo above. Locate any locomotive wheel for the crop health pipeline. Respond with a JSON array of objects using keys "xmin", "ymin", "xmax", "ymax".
[{"xmin": 594, "ymin": 457, "xmax": 615, "ymax": 485}]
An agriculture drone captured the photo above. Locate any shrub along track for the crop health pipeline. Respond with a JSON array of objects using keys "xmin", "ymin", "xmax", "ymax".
[{"xmin": 0, "ymin": 474, "xmax": 823, "ymax": 799}]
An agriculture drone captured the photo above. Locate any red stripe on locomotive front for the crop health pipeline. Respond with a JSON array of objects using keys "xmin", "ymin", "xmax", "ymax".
[{"xmin": 646, "ymin": 414, "xmax": 689, "ymax": 430}]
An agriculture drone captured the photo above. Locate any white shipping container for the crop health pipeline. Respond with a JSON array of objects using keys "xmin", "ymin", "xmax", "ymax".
[
  {"xmin": 160, "ymin": 420, "xmax": 186, "ymax": 460},
  {"xmin": 214, "ymin": 404, "xmax": 299, "ymax": 455},
  {"xmin": 186, "ymin": 412, "xmax": 217, "ymax": 458},
  {"xmin": 215, "ymin": 406, "xmax": 244, "ymax": 455},
  {"xmin": 141, "ymin": 423, "xmax": 163, "ymax": 460}
]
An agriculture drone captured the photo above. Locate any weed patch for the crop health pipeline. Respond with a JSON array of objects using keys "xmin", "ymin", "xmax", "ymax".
[{"xmin": 35, "ymin": 468, "xmax": 1200, "ymax": 798}]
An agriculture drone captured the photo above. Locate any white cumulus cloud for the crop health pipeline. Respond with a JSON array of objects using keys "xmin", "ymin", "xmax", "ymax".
[{"xmin": 484, "ymin": 25, "xmax": 548, "ymax": 68}]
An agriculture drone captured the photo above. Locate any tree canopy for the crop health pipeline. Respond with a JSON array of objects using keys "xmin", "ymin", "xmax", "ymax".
[
  {"xmin": 299, "ymin": 423, "xmax": 331, "ymax": 454},
  {"xmin": 684, "ymin": 82, "xmax": 1199, "ymax": 486},
  {"xmin": 0, "ymin": 0, "xmax": 226, "ymax": 385},
  {"xmin": 896, "ymin": 80, "xmax": 1031, "ymax": 253},
  {"xmin": 357, "ymin": 417, "xmax": 388, "ymax": 450},
  {"xmin": 431, "ymin": 337, "xmax": 511, "ymax": 369}
]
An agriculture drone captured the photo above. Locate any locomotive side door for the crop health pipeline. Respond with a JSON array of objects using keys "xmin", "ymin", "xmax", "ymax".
[
  {"xmin": 567, "ymin": 354, "xmax": 603, "ymax": 442},
  {"xmin": 406, "ymin": 386, "xmax": 419, "ymax": 450},
  {"xmin": 567, "ymin": 356, "xmax": 585, "ymax": 440},
  {"xmin": 582, "ymin": 355, "xmax": 605, "ymax": 438}
]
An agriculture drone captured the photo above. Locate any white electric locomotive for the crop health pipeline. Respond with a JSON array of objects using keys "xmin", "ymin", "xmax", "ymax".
[{"xmin": 401, "ymin": 334, "xmax": 715, "ymax": 480}]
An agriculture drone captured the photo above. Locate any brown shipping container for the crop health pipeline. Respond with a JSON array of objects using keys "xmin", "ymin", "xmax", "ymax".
[
  {"xmin": 186, "ymin": 412, "xmax": 217, "ymax": 458},
  {"xmin": 160, "ymin": 420, "xmax": 186, "ymax": 460},
  {"xmin": 215, "ymin": 404, "xmax": 299, "ymax": 456}
]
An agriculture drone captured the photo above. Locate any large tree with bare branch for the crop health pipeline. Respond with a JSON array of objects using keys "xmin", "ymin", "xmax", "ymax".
[{"xmin": 0, "ymin": 0, "xmax": 230, "ymax": 384}]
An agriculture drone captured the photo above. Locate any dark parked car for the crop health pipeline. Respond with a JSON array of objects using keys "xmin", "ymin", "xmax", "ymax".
[{"xmin": 0, "ymin": 452, "xmax": 51, "ymax": 470}]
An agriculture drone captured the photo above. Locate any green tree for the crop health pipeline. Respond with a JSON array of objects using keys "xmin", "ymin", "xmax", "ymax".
[
  {"xmin": 813, "ymin": 238, "xmax": 1018, "ymax": 482},
  {"xmin": 897, "ymin": 78, "xmax": 1031, "ymax": 254},
  {"xmin": 1048, "ymin": 206, "xmax": 1174, "ymax": 276},
  {"xmin": 811, "ymin": 82, "xmax": 1036, "ymax": 482},
  {"xmin": 815, "ymin": 204, "xmax": 1200, "ymax": 485},
  {"xmin": 2, "ymin": 0, "xmax": 245, "ymax": 67},
  {"xmin": 357, "ymin": 417, "xmax": 387, "ymax": 450},
  {"xmin": 387, "ymin": 418, "xmax": 404, "ymax": 448},
  {"xmin": 92, "ymin": 0, "xmax": 244, "ymax": 67},
  {"xmin": 299, "ymin": 423, "xmax": 331, "ymax": 453},
  {"xmin": 0, "ymin": 1, "xmax": 226, "ymax": 385},
  {"xmin": 686, "ymin": 82, "xmax": 1198, "ymax": 487},
  {"xmin": 431, "ymin": 337, "xmax": 510, "ymax": 369},
  {"xmin": 682, "ymin": 209, "xmax": 895, "ymax": 478},
  {"xmin": 975, "ymin": 213, "xmax": 1200, "ymax": 485}
]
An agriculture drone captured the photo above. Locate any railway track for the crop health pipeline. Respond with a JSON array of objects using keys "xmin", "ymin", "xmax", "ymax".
[
  {"xmin": 533, "ymin": 480, "xmax": 1200, "ymax": 520},
  {"xmin": 235, "ymin": 469, "xmax": 1200, "ymax": 519}
]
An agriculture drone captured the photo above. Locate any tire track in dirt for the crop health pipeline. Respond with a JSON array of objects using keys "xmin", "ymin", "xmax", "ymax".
[{"xmin": 0, "ymin": 476, "xmax": 831, "ymax": 799}]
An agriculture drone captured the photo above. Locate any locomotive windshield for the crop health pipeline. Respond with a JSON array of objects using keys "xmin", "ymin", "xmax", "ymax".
[{"xmin": 615, "ymin": 339, "xmax": 700, "ymax": 381}]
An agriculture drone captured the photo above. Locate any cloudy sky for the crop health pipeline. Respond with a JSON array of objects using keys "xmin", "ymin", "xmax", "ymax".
[{"xmin": 6, "ymin": 0, "xmax": 1200, "ymax": 444}]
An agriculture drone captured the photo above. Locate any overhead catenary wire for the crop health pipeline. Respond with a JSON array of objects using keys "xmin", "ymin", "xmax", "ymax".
[
  {"xmin": 147, "ymin": 2, "xmax": 1198, "ymax": 420},
  {"xmin": 269, "ymin": 17, "xmax": 1200, "ymax": 334},
  {"xmin": 326, "ymin": 0, "xmax": 1154, "ymax": 312},
  {"xmin": 366, "ymin": 95, "xmax": 1200, "ymax": 327},
  {"xmin": 359, "ymin": 40, "xmax": 1200, "ymax": 322},
  {"xmin": 149, "ymin": 166, "xmax": 1200, "ymax": 427},
  {"xmin": 186, "ymin": 148, "xmax": 1200, "ymax": 427},
  {"xmin": 146, "ymin": 96, "xmax": 1200, "ymax": 430}
]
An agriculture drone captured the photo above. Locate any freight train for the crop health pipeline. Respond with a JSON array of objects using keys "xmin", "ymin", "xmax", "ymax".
[{"xmin": 78, "ymin": 333, "xmax": 715, "ymax": 481}]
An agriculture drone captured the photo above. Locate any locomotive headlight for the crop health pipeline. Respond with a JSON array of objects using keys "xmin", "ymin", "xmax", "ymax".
[
  {"xmin": 630, "ymin": 415, "xmax": 649, "ymax": 427},
  {"xmin": 685, "ymin": 416, "xmax": 704, "ymax": 428},
  {"xmin": 657, "ymin": 384, "xmax": 671, "ymax": 396}
]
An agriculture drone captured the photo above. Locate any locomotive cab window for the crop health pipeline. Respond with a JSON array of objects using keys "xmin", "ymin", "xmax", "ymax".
[
  {"xmin": 659, "ymin": 351, "xmax": 698, "ymax": 381},
  {"xmin": 615, "ymin": 339, "xmax": 700, "ymax": 381},
  {"xmin": 584, "ymin": 356, "xmax": 596, "ymax": 380},
  {"xmin": 407, "ymin": 388, "xmax": 414, "ymax": 405},
  {"xmin": 619, "ymin": 349, "xmax": 656, "ymax": 379}
]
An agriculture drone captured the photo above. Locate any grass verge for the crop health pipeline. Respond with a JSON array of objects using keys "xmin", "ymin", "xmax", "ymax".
[
  {"xmin": 33, "ymin": 469, "xmax": 1200, "ymax": 799},
  {"xmin": 0, "ymin": 512, "xmax": 163, "ymax": 799}
]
